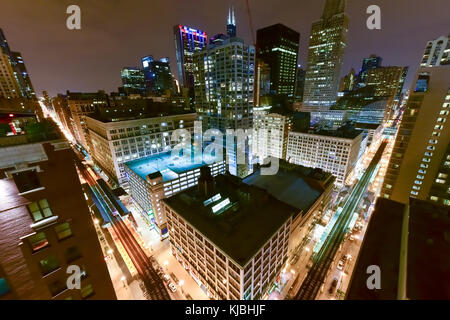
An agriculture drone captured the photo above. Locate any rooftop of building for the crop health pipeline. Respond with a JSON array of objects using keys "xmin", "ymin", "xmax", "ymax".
[
  {"xmin": 295, "ymin": 123, "xmax": 363, "ymax": 140},
  {"xmin": 125, "ymin": 152, "xmax": 221, "ymax": 182},
  {"xmin": 346, "ymin": 198, "xmax": 405, "ymax": 300},
  {"xmin": 163, "ymin": 173, "xmax": 295, "ymax": 267},
  {"xmin": 406, "ymin": 198, "xmax": 450, "ymax": 300},
  {"xmin": 243, "ymin": 161, "xmax": 335, "ymax": 216},
  {"xmin": 87, "ymin": 104, "xmax": 195, "ymax": 123},
  {"xmin": 0, "ymin": 116, "xmax": 63, "ymax": 148}
]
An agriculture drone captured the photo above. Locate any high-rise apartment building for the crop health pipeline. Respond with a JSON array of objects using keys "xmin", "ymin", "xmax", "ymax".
[
  {"xmin": 0, "ymin": 120, "xmax": 116, "ymax": 299},
  {"xmin": 420, "ymin": 35, "xmax": 450, "ymax": 67},
  {"xmin": 381, "ymin": 64, "xmax": 450, "ymax": 204},
  {"xmin": 286, "ymin": 125, "xmax": 363, "ymax": 187},
  {"xmin": 85, "ymin": 109, "xmax": 196, "ymax": 186},
  {"xmin": 163, "ymin": 171, "xmax": 293, "ymax": 300},
  {"xmin": 193, "ymin": 37, "xmax": 255, "ymax": 178},
  {"xmin": 256, "ymin": 24, "xmax": 300, "ymax": 98},
  {"xmin": 303, "ymin": 0, "xmax": 348, "ymax": 107},
  {"xmin": 173, "ymin": 25, "xmax": 208, "ymax": 92}
]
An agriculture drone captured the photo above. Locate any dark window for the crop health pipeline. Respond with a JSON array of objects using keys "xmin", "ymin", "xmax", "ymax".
[
  {"xmin": 28, "ymin": 232, "xmax": 50, "ymax": 253},
  {"xmin": 49, "ymin": 279, "xmax": 67, "ymax": 297},
  {"xmin": 12, "ymin": 169, "xmax": 41, "ymax": 193},
  {"xmin": 65, "ymin": 246, "xmax": 82, "ymax": 263},
  {"xmin": 55, "ymin": 222, "xmax": 73, "ymax": 240},
  {"xmin": 39, "ymin": 255, "xmax": 60, "ymax": 275}
]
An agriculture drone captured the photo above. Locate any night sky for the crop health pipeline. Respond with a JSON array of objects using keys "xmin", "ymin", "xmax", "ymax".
[{"xmin": 1, "ymin": 0, "xmax": 449, "ymax": 97}]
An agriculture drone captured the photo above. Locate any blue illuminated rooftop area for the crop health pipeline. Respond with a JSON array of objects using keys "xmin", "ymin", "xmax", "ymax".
[{"xmin": 125, "ymin": 151, "xmax": 222, "ymax": 182}]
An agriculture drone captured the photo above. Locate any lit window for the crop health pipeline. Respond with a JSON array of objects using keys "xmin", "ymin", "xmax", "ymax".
[
  {"xmin": 27, "ymin": 199, "xmax": 53, "ymax": 222},
  {"xmin": 55, "ymin": 222, "xmax": 73, "ymax": 241},
  {"xmin": 28, "ymin": 232, "xmax": 49, "ymax": 253},
  {"xmin": 81, "ymin": 284, "xmax": 95, "ymax": 299},
  {"xmin": 0, "ymin": 278, "xmax": 11, "ymax": 297}
]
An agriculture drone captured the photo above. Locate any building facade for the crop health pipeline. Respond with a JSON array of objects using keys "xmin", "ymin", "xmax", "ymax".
[
  {"xmin": 86, "ymin": 112, "xmax": 196, "ymax": 186},
  {"xmin": 0, "ymin": 126, "xmax": 116, "ymax": 300},
  {"xmin": 124, "ymin": 152, "xmax": 226, "ymax": 237},
  {"xmin": 163, "ymin": 172, "xmax": 293, "ymax": 300},
  {"xmin": 286, "ymin": 126, "xmax": 363, "ymax": 186},
  {"xmin": 381, "ymin": 65, "xmax": 450, "ymax": 204}
]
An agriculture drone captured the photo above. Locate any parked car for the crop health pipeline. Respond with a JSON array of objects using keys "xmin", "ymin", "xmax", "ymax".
[
  {"xmin": 163, "ymin": 274, "xmax": 170, "ymax": 283},
  {"xmin": 168, "ymin": 282, "xmax": 177, "ymax": 292},
  {"xmin": 329, "ymin": 278, "xmax": 338, "ymax": 294},
  {"xmin": 337, "ymin": 260, "xmax": 344, "ymax": 270},
  {"xmin": 349, "ymin": 235, "xmax": 355, "ymax": 241}
]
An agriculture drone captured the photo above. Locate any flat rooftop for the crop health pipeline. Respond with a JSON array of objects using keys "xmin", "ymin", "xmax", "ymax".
[
  {"xmin": 243, "ymin": 162, "xmax": 333, "ymax": 215},
  {"xmin": 164, "ymin": 174, "xmax": 295, "ymax": 267},
  {"xmin": 125, "ymin": 152, "xmax": 221, "ymax": 182},
  {"xmin": 346, "ymin": 198, "xmax": 405, "ymax": 300},
  {"xmin": 407, "ymin": 198, "xmax": 450, "ymax": 299}
]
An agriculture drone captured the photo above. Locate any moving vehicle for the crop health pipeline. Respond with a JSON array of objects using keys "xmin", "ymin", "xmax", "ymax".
[
  {"xmin": 163, "ymin": 274, "xmax": 170, "ymax": 283},
  {"xmin": 329, "ymin": 278, "xmax": 338, "ymax": 294}
]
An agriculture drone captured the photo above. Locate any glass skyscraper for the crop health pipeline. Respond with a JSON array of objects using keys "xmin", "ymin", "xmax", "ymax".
[{"xmin": 256, "ymin": 24, "xmax": 300, "ymax": 98}]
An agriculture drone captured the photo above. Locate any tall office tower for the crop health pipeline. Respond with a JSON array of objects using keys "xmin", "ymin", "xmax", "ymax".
[
  {"xmin": 256, "ymin": 24, "xmax": 300, "ymax": 98},
  {"xmin": 420, "ymin": 35, "xmax": 450, "ymax": 67},
  {"xmin": 0, "ymin": 51, "xmax": 21, "ymax": 99},
  {"xmin": 254, "ymin": 59, "xmax": 271, "ymax": 106},
  {"xmin": 339, "ymin": 68, "xmax": 356, "ymax": 92},
  {"xmin": 0, "ymin": 29, "xmax": 36, "ymax": 100},
  {"xmin": 193, "ymin": 37, "xmax": 255, "ymax": 178},
  {"xmin": 381, "ymin": 63, "xmax": 450, "ymax": 204},
  {"xmin": 286, "ymin": 124, "xmax": 363, "ymax": 187},
  {"xmin": 120, "ymin": 67, "xmax": 145, "ymax": 96},
  {"xmin": 295, "ymin": 66, "xmax": 306, "ymax": 101},
  {"xmin": 173, "ymin": 25, "xmax": 207, "ymax": 94},
  {"xmin": 356, "ymin": 54, "xmax": 383, "ymax": 88},
  {"xmin": 66, "ymin": 91, "xmax": 109, "ymax": 151},
  {"xmin": 366, "ymin": 66, "xmax": 408, "ymax": 101},
  {"xmin": 226, "ymin": 4, "xmax": 237, "ymax": 38},
  {"xmin": 85, "ymin": 108, "xmax": 196, "ymax": 186},
  {"xmin": 141, "ymin": 56, "xmax": 176, "ymax": 96},
  {"xmin": 303, "ymin": 0, "xmax": 348, "ymax": 107},
  {"xmin": 0, "ymin": 120, "xmax": 116, "ymax": 299}
]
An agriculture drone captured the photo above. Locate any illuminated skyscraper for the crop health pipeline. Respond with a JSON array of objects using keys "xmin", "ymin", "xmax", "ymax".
[
  {"xmin": 0, "ymin": 28, "xmax": 36, "ymax": 100},
  {"xmin": 256, "ymin": 24, "xmax": 300, "ymax": 98},
  {"xmin": 141, "ymin": 56, "xmax": 176, "ymax": 96},
  {"xmin": 356, "ymin": 54, "xmax": 382, "ymax": 88},
  {"xmin": 381, "ymin": 38, "xmax": 450, "ymax": 204},
  {"xmin": 173, "ymin": 25, "xmax": 207, "ymax": 93},
  {"xmin": 193, "ymin": 37, "xmax": 255, "ymax": 178},
  {"xmin": 120, "ymin": 67, "xmax": 145, "ymax": 96},
  {"xmin": 226, "ymin": 4, "xmax": 236, "ymax": 38},
  {"xmin": 303, "ymin": 0, "xmax": 348, "ymax": 107}
]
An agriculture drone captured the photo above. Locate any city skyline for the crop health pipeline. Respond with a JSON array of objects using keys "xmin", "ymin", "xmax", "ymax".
[{"xmin": 0, "ymin": 0, "xmax": 449, "ymax": 96}]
